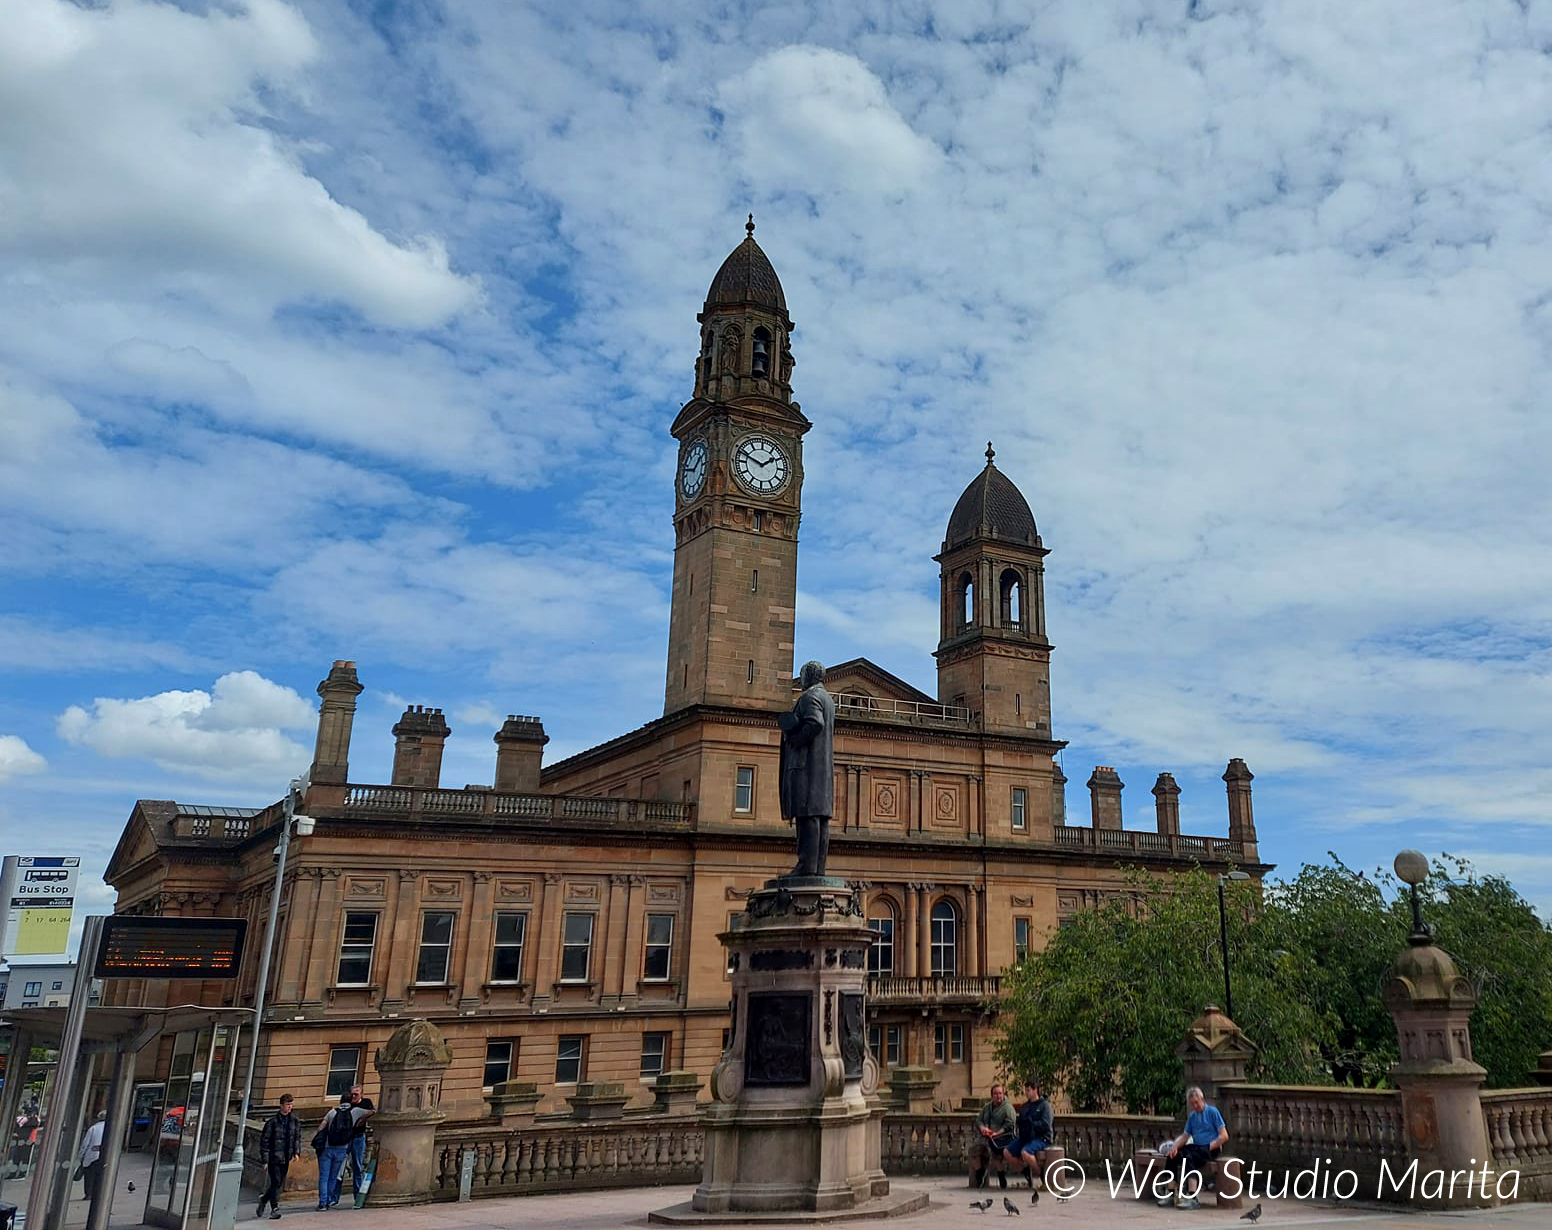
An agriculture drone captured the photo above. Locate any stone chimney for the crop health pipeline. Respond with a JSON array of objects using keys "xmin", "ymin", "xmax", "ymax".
[
  {"xmin": 493, "ymin": 715, "xmax": 548, "ymax": 793},
  {"xmin": 1087, "ymin": 766, "xmax": 1124, "ymax": 830},
  {"xmin": 1223, "ymin": 759, "xmax": 1257, "ymax": 847},
  {"xmin": 391, "ymin": 706, "xmax": 451, "ymax": 788},
  {"xmin": 1152, "ymin": 772, "xmax": 1181, "ymax": 836},
  {"xmin": 1051, "ymin": 761, "xmax": 1067, "ymax": 826},
  {"xmin": 310, "ymin": 660, "xmax": 363, "ymax": 785}
]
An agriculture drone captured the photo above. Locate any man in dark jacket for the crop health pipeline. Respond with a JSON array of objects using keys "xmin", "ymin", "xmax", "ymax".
[
  {"xmin": 778, "ymin": 660, "xmax": 836, "ymax": 877},
  {"xmin": 345, "ymin": 1085, "xmax": 375, "ymax": 1203},
  {"xmin": 1003, "ymin": 1079, "xmax": 1055, "ymax": 1188},
  {"xmin": 256, "ymin": 1095, "xmax": 301, "ymax": 1219}
]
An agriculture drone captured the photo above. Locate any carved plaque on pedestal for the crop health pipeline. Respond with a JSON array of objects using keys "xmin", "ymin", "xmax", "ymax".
[
  {"xmin": 745, "ymin": 992, "xmax": 812, "ymax": 1086},
  {"xmin": 840, "ymin": 992, "xmax": 866, "ymax": 1080}
]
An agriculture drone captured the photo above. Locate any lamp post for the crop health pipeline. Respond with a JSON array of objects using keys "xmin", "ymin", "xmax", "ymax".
[
  {"xmin": 1217, "ymin": 870, "xmax": 1251, "ymax": 1021},
  {"xmin": 231, "ymin": 776, "xmax": 314, "ymax": 1173}
]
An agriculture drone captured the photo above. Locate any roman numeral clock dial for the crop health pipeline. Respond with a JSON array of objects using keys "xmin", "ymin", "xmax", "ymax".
[{"xmin": 732, "ymin": 434, "xmax": 789, "ymax": 495}]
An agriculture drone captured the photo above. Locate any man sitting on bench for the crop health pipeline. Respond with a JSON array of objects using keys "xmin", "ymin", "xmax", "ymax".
[
  {"xmin": 1154, "ymin": 1086, "xmax": 1229, "ymax": 1209},
  {"xmin": 970, "ymin": 1084, "xmax": 1018, "ymax": 1189},
  {"xmin": 1003, "ymin": 1078, "xmax": 1054, "ymax": 1188}
]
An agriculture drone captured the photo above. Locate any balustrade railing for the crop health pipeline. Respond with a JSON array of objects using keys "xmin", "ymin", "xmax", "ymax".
[
  {"xmin": 340, "ymin": 784, "xmax": 694, "ymax": 829},
  {"xmin": 1222, "ymin": 1085, "xmax": 1403, "ymax": 1186},
  {"xmin": 1482, "ymin": 1089, "xmax": 1552, "ymax": 1187},
  {"xmin": 1050, "ymin": 826, "xmax": 1244, "ymax": 861},
  {"xmin": 432, "ymin": 1120, "xmax": 704, "ymax": 1198},
  {"xmin": 866, "ymin": 974, "xmax": 1001, "ymax": 1005},
  {"xmin": 833, "ymin": 693, "xmax": 972, "ymax": 724}
]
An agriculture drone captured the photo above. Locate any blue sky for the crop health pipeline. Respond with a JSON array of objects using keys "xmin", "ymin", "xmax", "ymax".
[{"xmin": 2, "ymin": 0, "xmax": 1550, "ymax": 948}]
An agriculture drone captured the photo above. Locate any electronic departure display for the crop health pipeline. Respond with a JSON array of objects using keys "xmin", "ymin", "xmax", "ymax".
[{"xmin": 94, "ymin": 916, "xmax": 247, "ymax": 979}]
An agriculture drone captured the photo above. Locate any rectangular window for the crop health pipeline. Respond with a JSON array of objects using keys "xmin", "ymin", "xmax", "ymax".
[
  {"xmin": 336, "ymin": 911, "xmax": 378, "ymax": 985},
  {"xmin": 934, "ymin": 1023, "xmax": 946, "ymax": 1063},
  {"xmin": 1014, "ymin": 917, "xmax": 1031, "ymax": 961},
  {"xmin": 326, "ymin": 1046, "xmax": 360, "ymax": 1099},
  {"xmin": 746, "ymin": 659, "xmax": 755, "ymax": 684},
  {"xmin": 560, "ymin": 912, "xmax": 595, "ymax": 982},
  {"xmin": 483, "ymin": 1039, "xmax": 516, "ymax": 1088},
  {"xmin": 868, "ymin": 1025, "xmax": 881, "ymax": 1061},
  {"xmin": 751, "ymin": 568, "xmax": 759, "ymax": 592},
  {"xmin": 643, "ymin": 913, "xmax": 674, "ymax": 980},
  {"xmin": 555, "ymin": 1035, "xmax": 585, "ymax": 1085},
  {"xmin": 734, "ymin": 766, "xmax": 754, "ymax": 812},
  {"xmin": 640, "ymin": 1032, "xmax": 669, "ymax": 1078},
  {"xmin": 23, "ymin": 981, "xmax": 42, "ymax": 997},
  {"xmin": 885, "ymin": 1025, "xmax": 901, "ymax": 1066},
  {"xmin": 867, "ymin": 917, "xmax": 894, "ymax": 975},
  {"xmin": 51, "ymin": 981, "xmax": 63, "ymax": 991},
  {"xmin": 415, "ymin": 911, "xmax": 456, "ymax": 984},
  {"xmin": 950, "ymin": 1023, "xmax": 965, "ymax": 1063},
  {"xmin": 491, "ymin": 911, "xmax": 528, "ymax": 983},
  {"xmin": 1011, "ymin": 787, "xmax": 1027, "ymax": 830}
]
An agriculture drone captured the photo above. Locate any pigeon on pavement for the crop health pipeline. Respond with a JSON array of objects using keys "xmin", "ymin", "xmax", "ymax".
[
  {"xmin": 1029, "ymin": 1186, "xmax": 1039, "ymax": 1205},
  {"xmin": 1240, "ymin": 1203, "xmax": 1263, "ymax": 1223},
  {"xmin": 970, "ymin": 1199, "xmax": 993, "ymax": 1212},
  {"xmin": 1003, "ymin": 1195, "xmax": 1021, "ymax": 1215}
]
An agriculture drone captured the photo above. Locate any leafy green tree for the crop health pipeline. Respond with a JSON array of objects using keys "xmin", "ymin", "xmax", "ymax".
[
  {"xmin": 997, "ymin": 867, "xmax": 1329, "ymax": 1115},
  {"xmin": 996, "ymin": 855, "xmax": 1552, "ymax": 1112}
]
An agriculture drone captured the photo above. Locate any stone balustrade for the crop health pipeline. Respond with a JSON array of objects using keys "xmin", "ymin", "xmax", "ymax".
[
  {"xmin": 337, "ymin": 784, "xmax": 694, "ymax": 829},
  {"xmin": 1221, "ymin": 1084, "xmax": 1404, "ymax": 1190},
  {"xmin": 1482, "ymin": 1089, "xmax": 1552, "ymax": 1199},
  {"xmin": 432, "ymin": 1118, "xmax": 705, "ymax": 1198}
]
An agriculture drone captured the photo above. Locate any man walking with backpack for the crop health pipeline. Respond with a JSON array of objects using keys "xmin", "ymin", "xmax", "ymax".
[
  {"xmin": 315, "ymin": 1095, "xmax": 373, "ymax": 1210},
  {"xmin": 344, "ymin": 1085, "xmax": 374, "ymax": 1206},
  {"xmin": 256, "ymin": 1095, "xmax": 301, "ymax": 1219}
]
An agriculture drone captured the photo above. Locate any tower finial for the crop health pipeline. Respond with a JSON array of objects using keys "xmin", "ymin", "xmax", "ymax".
[
  {"xmin": 746, "ymin": 213, "xmax": 755, "ymax": 239},
  {"xmin": 985, "ymin": 440, "xmax": 996, "ymax": 465}
]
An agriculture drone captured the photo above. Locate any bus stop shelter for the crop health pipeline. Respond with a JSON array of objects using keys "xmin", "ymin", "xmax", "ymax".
[{"xmin": 0, "ymin": 1003, "xmax": 252, "ymax": 1230}]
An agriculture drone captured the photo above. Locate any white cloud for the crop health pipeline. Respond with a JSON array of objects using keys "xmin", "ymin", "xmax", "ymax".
[
  {"xmin": 57, "ymin": 671, "xmax": 314, "ymax": 780},
  {"xmin": 718, "ymin": 47, "xmax": 942, "ymax": 194},
  {"xmin": 0, "ymin": 736, "xmax": 47, "ymax": 780},
  {"xmin": 0, "ymin": 0, "xmax": 479, "ymax": 329}
]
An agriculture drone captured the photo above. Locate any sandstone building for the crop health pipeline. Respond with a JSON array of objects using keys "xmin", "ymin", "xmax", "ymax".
[{"xmin": 103, "ymin": 223, "xmax": 1265, "ymax": 1118}]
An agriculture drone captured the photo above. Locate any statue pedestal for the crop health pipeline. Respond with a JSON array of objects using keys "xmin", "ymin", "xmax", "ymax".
[{"xmin": 652, "ymin": 878, "xmax": 927, "ymax": 1223}]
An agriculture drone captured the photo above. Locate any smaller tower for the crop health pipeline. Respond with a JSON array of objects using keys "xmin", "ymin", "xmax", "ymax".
[
  {"xmin": 493, "ymin": 716, "xmax": 548, "ymax": 793},
  {"xmin": 934, "ymin": 444, "xmax": 1054, "ymax": 734},
  {"xmin": 1152, "ymin": 772, "xmax": 1181, "ymax": 836},
  {"xmin": 310, "ymin": 660, "xmax": 363, "ymax": 785},
  {"xmin": 391, "ymin": 706, "xmax": 450, "ymax": 788}
]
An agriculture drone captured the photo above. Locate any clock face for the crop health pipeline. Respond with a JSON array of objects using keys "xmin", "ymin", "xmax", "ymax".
[
  {"xmin": 680, "ymin": 439, "xmax": 708, "ymax": 499},
  {"xmin": 733, "ymin": 434, "xmax": 789, "ymax": 495}
]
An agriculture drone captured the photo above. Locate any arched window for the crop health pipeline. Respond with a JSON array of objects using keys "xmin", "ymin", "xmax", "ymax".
[
  {"xmin": 1000, "ymin": 569, "xmax": 1022, "ymax": 628},
  {"xmin": 867, "ymin": 901, "xmax": 896, "ymax": 975},
  {"xmin": 930, "ymin": 899, "xmax": 958, "ymax": 976},
  {"xmin": 958, "ymin": 573, "xmax": 975, "ymax": 627},
  {"xmin": 752, "ymin": 327, "xmax": 771, "ymax": 377}
]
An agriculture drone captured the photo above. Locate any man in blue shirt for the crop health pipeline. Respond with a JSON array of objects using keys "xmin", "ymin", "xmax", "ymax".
[{"xmin": 1154, "ymin": 1086, "xmax": 1229, "ymax": 1209}]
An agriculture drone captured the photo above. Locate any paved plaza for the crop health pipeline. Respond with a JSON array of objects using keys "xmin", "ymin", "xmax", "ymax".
[{"xmin": 10, "ymin": 1156, "xmax": 1548, "ymax": 1230}]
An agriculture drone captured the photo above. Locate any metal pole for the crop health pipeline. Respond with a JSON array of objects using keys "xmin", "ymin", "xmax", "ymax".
[
  {"xmin": 0, "ymin": 1025, "xmax": 31, "ymax": 1196},
  {"xmin": 86, "ymin": 1049, "xmax": 136, "ymax": 1230},
  {"xmin": 232, "ymin": 777, "xmax": 302, "ymax": 1169},
  {"xmin": 26, "ymin": 915, "xmax": 104, "ymax": 1229},
  {"xmin": 1217, "ymin": 877, "xmax": 1233, "ymax": 1022}
]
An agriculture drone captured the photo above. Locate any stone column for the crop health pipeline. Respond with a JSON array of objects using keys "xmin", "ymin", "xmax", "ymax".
[
  {"xmin": 917, "ymin": 884, "xmax": 932, "ymax": 977},
  {"xmin": 458, "ymin": 872, "xmax": 494, "ymax": 1011},
  {"xmin": 964, "ymin": 887, "xmax": 980, "ymax": 978},
  {"xmin": 370, "ymin": 1019, "xmax": 452, "ymax": 1206},
  {"xmin": 901, "ymin": 885, "xmax": 918, "ymax": 978},
  {"xmin": 1382, "ymin": 906, "xmax": 1494, "ymax": 1207}
]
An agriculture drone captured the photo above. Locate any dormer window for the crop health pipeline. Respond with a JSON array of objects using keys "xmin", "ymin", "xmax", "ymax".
[{"xmin": 752, "ymin": 327, "xmax": 771, "ymax": 377}]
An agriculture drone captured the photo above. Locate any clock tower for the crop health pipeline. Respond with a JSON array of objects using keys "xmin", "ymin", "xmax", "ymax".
[{"xmin": 665, "ymin": 218, "xmax": 810, "ymax": 714}]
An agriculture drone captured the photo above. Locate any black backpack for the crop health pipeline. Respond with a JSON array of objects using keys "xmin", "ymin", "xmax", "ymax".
[{"xmin": 325, "ymin": 1109, "xmax": 355, "ymax": 1147}]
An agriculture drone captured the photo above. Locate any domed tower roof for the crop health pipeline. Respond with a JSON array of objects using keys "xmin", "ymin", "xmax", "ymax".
[
  {"xmin": 944, "ymin": 443, "xmax": 1041, "ymax": 551},
  {"xmin": 705, "ymin": 215, "xmax": 788, "ymax": 316}
]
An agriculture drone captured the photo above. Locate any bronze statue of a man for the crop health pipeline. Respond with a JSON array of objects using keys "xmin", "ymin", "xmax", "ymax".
[{"xmin": 778, "ymin": 660, "xmax": 836, "ymax": 877}]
